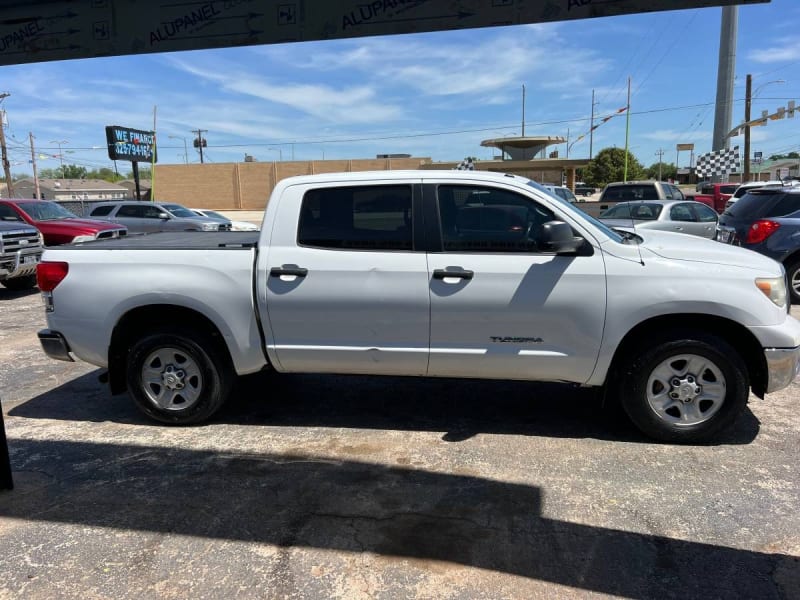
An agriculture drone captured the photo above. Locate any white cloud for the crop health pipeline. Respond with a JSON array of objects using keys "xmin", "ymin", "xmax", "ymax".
[{"xmin": 748, "ymin": 38, "xmax": 800, "ymax": 63}]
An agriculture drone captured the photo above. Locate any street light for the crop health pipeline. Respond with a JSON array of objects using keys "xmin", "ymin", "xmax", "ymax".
[
  {"xmin": 168, "ymin": 135, "xmax": 188, "ymax": 165},
  {"xmin": 744, "ymin": 77, "xmax": 785, "ymax": 181},
  {"xmin": 268, "ymin": 147, "xmax": 282, "ymax": 162},
  {"xmin": 49, "ymin": 139, "xmax": 68, "ymax": 177}
]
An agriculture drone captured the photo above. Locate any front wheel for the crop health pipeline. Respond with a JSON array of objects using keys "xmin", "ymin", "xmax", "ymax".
[
  {"xmin": 1, "ymin": 274, "xmax": 37, "ymax": 290},
  {"xmin": 615, "ymin": 332, "xmax": 748, "ymax": 442},
  {"xmin": 126, "ymin": 328, "xmax": 233, "ymax": 424}
]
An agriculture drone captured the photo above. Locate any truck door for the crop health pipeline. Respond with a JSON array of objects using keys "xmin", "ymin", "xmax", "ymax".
[
  {"xmin": 261, "ymin": 182, "xmax": 430, "ymax": 375},
  {"xmin": 424, "ymin": 182, "xmax": 607, "ymax": 383}
]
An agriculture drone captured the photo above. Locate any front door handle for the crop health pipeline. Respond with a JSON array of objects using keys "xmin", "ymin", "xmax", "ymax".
[
  {"xmin": 433, "ymin": 268, "xmax": 474, "ymax": 281},
  {"xmin": 270, "ymin": 266, "xmax": 308, "ymax": 277}
]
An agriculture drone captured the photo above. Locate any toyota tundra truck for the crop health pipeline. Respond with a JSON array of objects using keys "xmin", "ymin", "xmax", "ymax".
[{"xmin": 36, "ymin": 171, "xmax": 800, "ymax": 442}]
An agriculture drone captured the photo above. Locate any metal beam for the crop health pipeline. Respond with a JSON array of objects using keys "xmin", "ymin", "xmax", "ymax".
[{"xmin": 0, "ymin": 0, "xmax": 770, "ymax": 67}]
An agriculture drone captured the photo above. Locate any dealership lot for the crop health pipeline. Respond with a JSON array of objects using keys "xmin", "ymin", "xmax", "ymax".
[{"xmin": 1, "ymin": 289, "xmax": 799, "ymax": 599}]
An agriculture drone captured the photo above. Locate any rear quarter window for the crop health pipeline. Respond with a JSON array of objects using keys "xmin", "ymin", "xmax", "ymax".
[
  {"xmin": 764, "ymin": 194, "xmax": 800, "ymax": 218},
  {"xmin": 726, "ymin": 190, "xmax": 784, "ymax": 218}
]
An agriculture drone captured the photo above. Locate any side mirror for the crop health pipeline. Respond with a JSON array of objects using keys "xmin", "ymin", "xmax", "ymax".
[
  {"xmin": 539, "ymin": 221, "xmax": 585, "ymax": 254},
  {"xmin": 158, "ymin": 212, "xmax": 170, "ymax": 220}
]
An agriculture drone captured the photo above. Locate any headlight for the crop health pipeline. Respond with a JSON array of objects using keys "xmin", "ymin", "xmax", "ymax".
[
  {"xmin": 201, "ymin": 222, "xmax": 219, "ymax": 231},
  {"xmin": 755, "ymin": 277, "xmax": 787, "ymax": 308},
  {"xmin": 72, "ymin": 235, "xmax": 96, "ymax": 243}
]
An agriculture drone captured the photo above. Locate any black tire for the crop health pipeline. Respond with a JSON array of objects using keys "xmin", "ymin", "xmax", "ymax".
[
  {"xmin": 126, "ymin": 328, "xmax": 233, "ymax": 424},
  {"xmin": 1, "ymin": 274, "xmax": 37, "ymax": 290},
  {"xmin": 613, "ymin": 332, "xmax": 748, "ymax": 443},
  {"xmin": 786, "ymin": 259, "xmax": 800, "ymax": 304}
]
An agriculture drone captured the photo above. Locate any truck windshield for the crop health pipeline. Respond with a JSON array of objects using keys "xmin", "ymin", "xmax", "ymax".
[
  {"xmin": 527, "ymin": 180, "xmax": 624, "ymax": 243},
  {"xmin": 20, "ymin": 201, "xmax": 79, "ymax": 221}
]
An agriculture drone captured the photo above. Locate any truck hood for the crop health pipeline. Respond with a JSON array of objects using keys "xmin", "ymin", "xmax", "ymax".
[{"xmin": 636, "ymin": 229, "xmax": 782, "ymax": 274}]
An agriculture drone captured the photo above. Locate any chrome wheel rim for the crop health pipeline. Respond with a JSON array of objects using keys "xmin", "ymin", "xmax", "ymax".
[
  {"xmin": 791, "ymin": 267, "xmax": 800, "ymax": 298},
  {"xmin": 646, "ymin": 353, "xmax": 726, "ymax": 426},
  {"xmin": 141, "ymin": 347, "xmax": 203, "ymax": 411}
]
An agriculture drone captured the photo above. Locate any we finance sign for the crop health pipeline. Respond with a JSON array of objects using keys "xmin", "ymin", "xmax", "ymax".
[{"xmin": 105, "ymin": 125, "xmax": 157, "ymax": 162}]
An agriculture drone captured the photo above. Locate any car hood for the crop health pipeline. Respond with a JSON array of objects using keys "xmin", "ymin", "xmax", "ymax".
[
  {"xmin": 35, "ymin": 218, "xmax": 126, "ymax": 233},
  {"xmin": 602, "ymin": 218, "xmax": 653, "ymax": 229},
  {"xmin": 636, "ymin": 229, "xmax": 781, "ymax": 273}
]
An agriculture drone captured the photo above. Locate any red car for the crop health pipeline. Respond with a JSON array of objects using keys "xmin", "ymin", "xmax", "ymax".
[{"xmin": 0, "ymin": 199, "xmax": 127, "ymax": 245}]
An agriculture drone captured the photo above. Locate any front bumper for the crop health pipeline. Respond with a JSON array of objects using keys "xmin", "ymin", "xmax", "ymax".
[
  {"xmin": 38, "ymin": 329, "xmax": 74, "ymax": 362},
  {"xmin": 765, "ymin": 346, "xmax": 800, "ymax": 393},
  {"xmin": 0, "ymin": 248, "xmax": 42, "ymax": 279}
]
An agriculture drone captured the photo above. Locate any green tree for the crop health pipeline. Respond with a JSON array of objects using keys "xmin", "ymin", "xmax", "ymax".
[
  {"xmin": 86, "ymin": 167, "xmax": 123, "ymax": 182},
  {"xmin": 768, "ymin": 152, "xmax": 800, "ymax": 161},
  {"xmin": 125, "ymin": 167, "xmax": 152, "ymax": 179},
  {"xmin": 37, "ymin": 168, "xmax": 61, "ymax": 179},
  {"xmin": 62, "ymin": 164, "xmax": 87, "ymax": 179},
  {"xmin": 645, "ymin": 162, "xmax": 678, "ymax": 181},
  {"xmin": 583, "ymin": 147, "xmax": 645, "ymax": 187}
]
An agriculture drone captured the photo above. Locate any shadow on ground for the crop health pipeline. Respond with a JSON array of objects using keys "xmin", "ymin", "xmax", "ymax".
[
  {"xmin": 9, "ymin": 369, "xmax": 760, "ymax": 445},
  {"xmin": 0, "ymin": 438, "xmax": 794, "ymax": 598}
]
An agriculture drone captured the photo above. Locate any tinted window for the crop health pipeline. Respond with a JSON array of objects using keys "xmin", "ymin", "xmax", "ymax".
[
  {"xmin": 0, "ymin": 204, "xmax": 23, "ymax": 221},
  {"xmin": 437, "ymin": 185, "xmax": 556, "ymax": 252},
  {"xmin": 602, "ymin": 185, "xmax": 659, "ymax": 201},
  {"xmin": 89, "ymin": 205, "xmax": 114, "ymax": 216},
  {"xmin": 720, "ymin": 185, "xmax": 738, "ymax": 195},
  {"xmin": 690, "ymin": 203, "xmax": 718, "ymax": 223},
  {"xmin": 601, "ymin": 203, "xmax": 662, "ymax": 220},
  {"xmin": 764, "ymin": 194, "xmax": 800, "ymax": 218},
  {"xmin": 18, "ymin": 201, "xmax": 77, "ymax": 220},
  {"xmin": 726, "ymin": 190, "xmax": 786, "ymax": 218},
  {"xmin": 298, "ymin": 185, "xmax": 412, "ymax": 251},
  {"xmin": 118, "ymin": 204, "xmax": 165, "ymax": 218},
  {"xmin": 670, "ymin": 185, "xmax": 685, "ymax": 199},
  {"xmin": 161, "ymin": 203, "xmax": 197, "ymax": 218},
  {"xmin": 670, "ymin": 204, "xmax": 695, "ymax": 222}
]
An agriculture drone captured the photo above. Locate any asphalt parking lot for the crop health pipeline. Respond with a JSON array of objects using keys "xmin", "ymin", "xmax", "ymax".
[{"xmin": 1, "ymin": 289, "xmax": 799, "ymax": 599}]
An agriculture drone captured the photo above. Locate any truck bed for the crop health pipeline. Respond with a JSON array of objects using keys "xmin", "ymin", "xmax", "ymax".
[{"xmin": 65, "ymin": 231, "xmax": 259, "ymax": 250}]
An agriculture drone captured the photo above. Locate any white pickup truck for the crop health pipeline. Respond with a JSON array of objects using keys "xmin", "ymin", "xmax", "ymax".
[{"xmin": 36, "ymin": 171, "xmax": 800, "ymax": 442}]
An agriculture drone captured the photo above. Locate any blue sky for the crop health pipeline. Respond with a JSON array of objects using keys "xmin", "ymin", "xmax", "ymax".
[{"xmin": 2, "ymin": 0, "xmax": 800, "ymax": 176}]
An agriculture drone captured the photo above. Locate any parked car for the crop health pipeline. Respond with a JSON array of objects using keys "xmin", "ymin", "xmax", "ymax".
[
  {"xmin": 0, "ymin": 199, "xmax": 127, "ymax": 246},
  {"xmin": 191, "ymin": 208, "xmax": 259, "ymax": 231},
  {"xmin": 579, "ymin": 180, "xmax": 686, "ymax": 218},
  {"xmin": 574, "ymin": 182, "xmax": 595, "ymax": 196},
  {"xmin": 542, "ymin": 185, "xmax": 581, "ymax": 203},
  {"xmin": 598, "ymin": 200, "xmax": 719, "ymax": 239},
  {"xmin": 724, "ymin": 180, "xmax": 790, "ymax": 212},
  {"xmin": 88, "ymin": 201, "xmax": 226, "ymax": 233},
  {"xmin": 36, "ymin": 170, "xmax": 800, "ymax": 442},
  {"xmin": 717, "ymin": 185, "xmax": 800, "ymax": 302},
  {"xmin": 0, "ymin": 206, "xmax": 43, "ymax": 290}
]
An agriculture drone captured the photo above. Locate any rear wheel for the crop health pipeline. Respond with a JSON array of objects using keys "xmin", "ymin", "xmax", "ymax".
[
  {"xmin": 786, "ymin": 259, "xmax": 800, "ymax": 304},
  {"xmin": 1, "ymin": 274, "xmax": 37, "ymax": 290},
  {"xmin": 126, "ymin": 328, "xmax": 233, "ymax": 424},
  {"xmin": 614, "ymin": 332, "xmax": 748, "ymax": 442}
]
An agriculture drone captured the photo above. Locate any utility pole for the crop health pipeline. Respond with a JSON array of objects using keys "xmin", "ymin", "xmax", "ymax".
[
  {"xmin": 0, "ymin": 92, "xmax": 13, "ymax": 197},
  {"xmin": 29, "ymin": 132, "xmax": 40, "ymax": 200},
  {"xmin": 743, "ymin": 73, "xmax": 752, "ymax": 182},
  {"xmin": 192, "ymin": 129, "xmax": 207, "ymax": 164},
  {"xmin": 521, "ymin": 84, "xmax": 526, "ymax": 137},
  {"xmin": 655, "ymin": 149, "xmax": 665, "ymax": 180},
  {"xmin": 589, "ymin": 89, "xmax": 598, "ymax": 160},
  {"xmin": 711, "ymin": 6, "xmax": 738, "ymax": 158}
]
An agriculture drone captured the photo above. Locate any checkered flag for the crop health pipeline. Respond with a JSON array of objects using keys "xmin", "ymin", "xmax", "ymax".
[
  {"xmin": 695, "ymin": 146, "xmax": 741, "ymax": 179},
  {"xmin": 454, "ymin": 157, "xmax": 475, "ymax": 170}
]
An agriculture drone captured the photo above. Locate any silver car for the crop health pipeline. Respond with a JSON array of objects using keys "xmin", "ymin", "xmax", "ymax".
[
  {"xmin": 599, "ymin": 200, "xmax": 719, "ymax": 239},
  {"xmin": 88, "ymin": 201, "xmax": 225, "ymax": 233}
]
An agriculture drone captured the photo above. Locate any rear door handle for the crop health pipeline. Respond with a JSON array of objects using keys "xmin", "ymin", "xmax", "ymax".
[
  {"xmin": 433, "ymin": 268, "xmax": 474, "ymax": 281},
  {"xmin": 270, "ymin": 266, "xmax": 308, "ymax": 277}
]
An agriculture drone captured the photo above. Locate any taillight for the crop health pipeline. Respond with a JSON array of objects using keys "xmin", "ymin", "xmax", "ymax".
[
  {"xmin": 745, "ymin": 220, "xmax": 780, "ymax": 244},
  {"xmin": 37, "ymin": 261, "xmax": 69, "ymax": 292}
]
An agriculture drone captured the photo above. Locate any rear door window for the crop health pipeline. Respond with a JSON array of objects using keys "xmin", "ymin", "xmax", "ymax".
[
  {"xmin": 298, "ymin": 185, "xmax": 413, "ymax": 251},
  {"xmin": 89, "ymin": 205, "xmax": 114, "ymax": 216}
]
